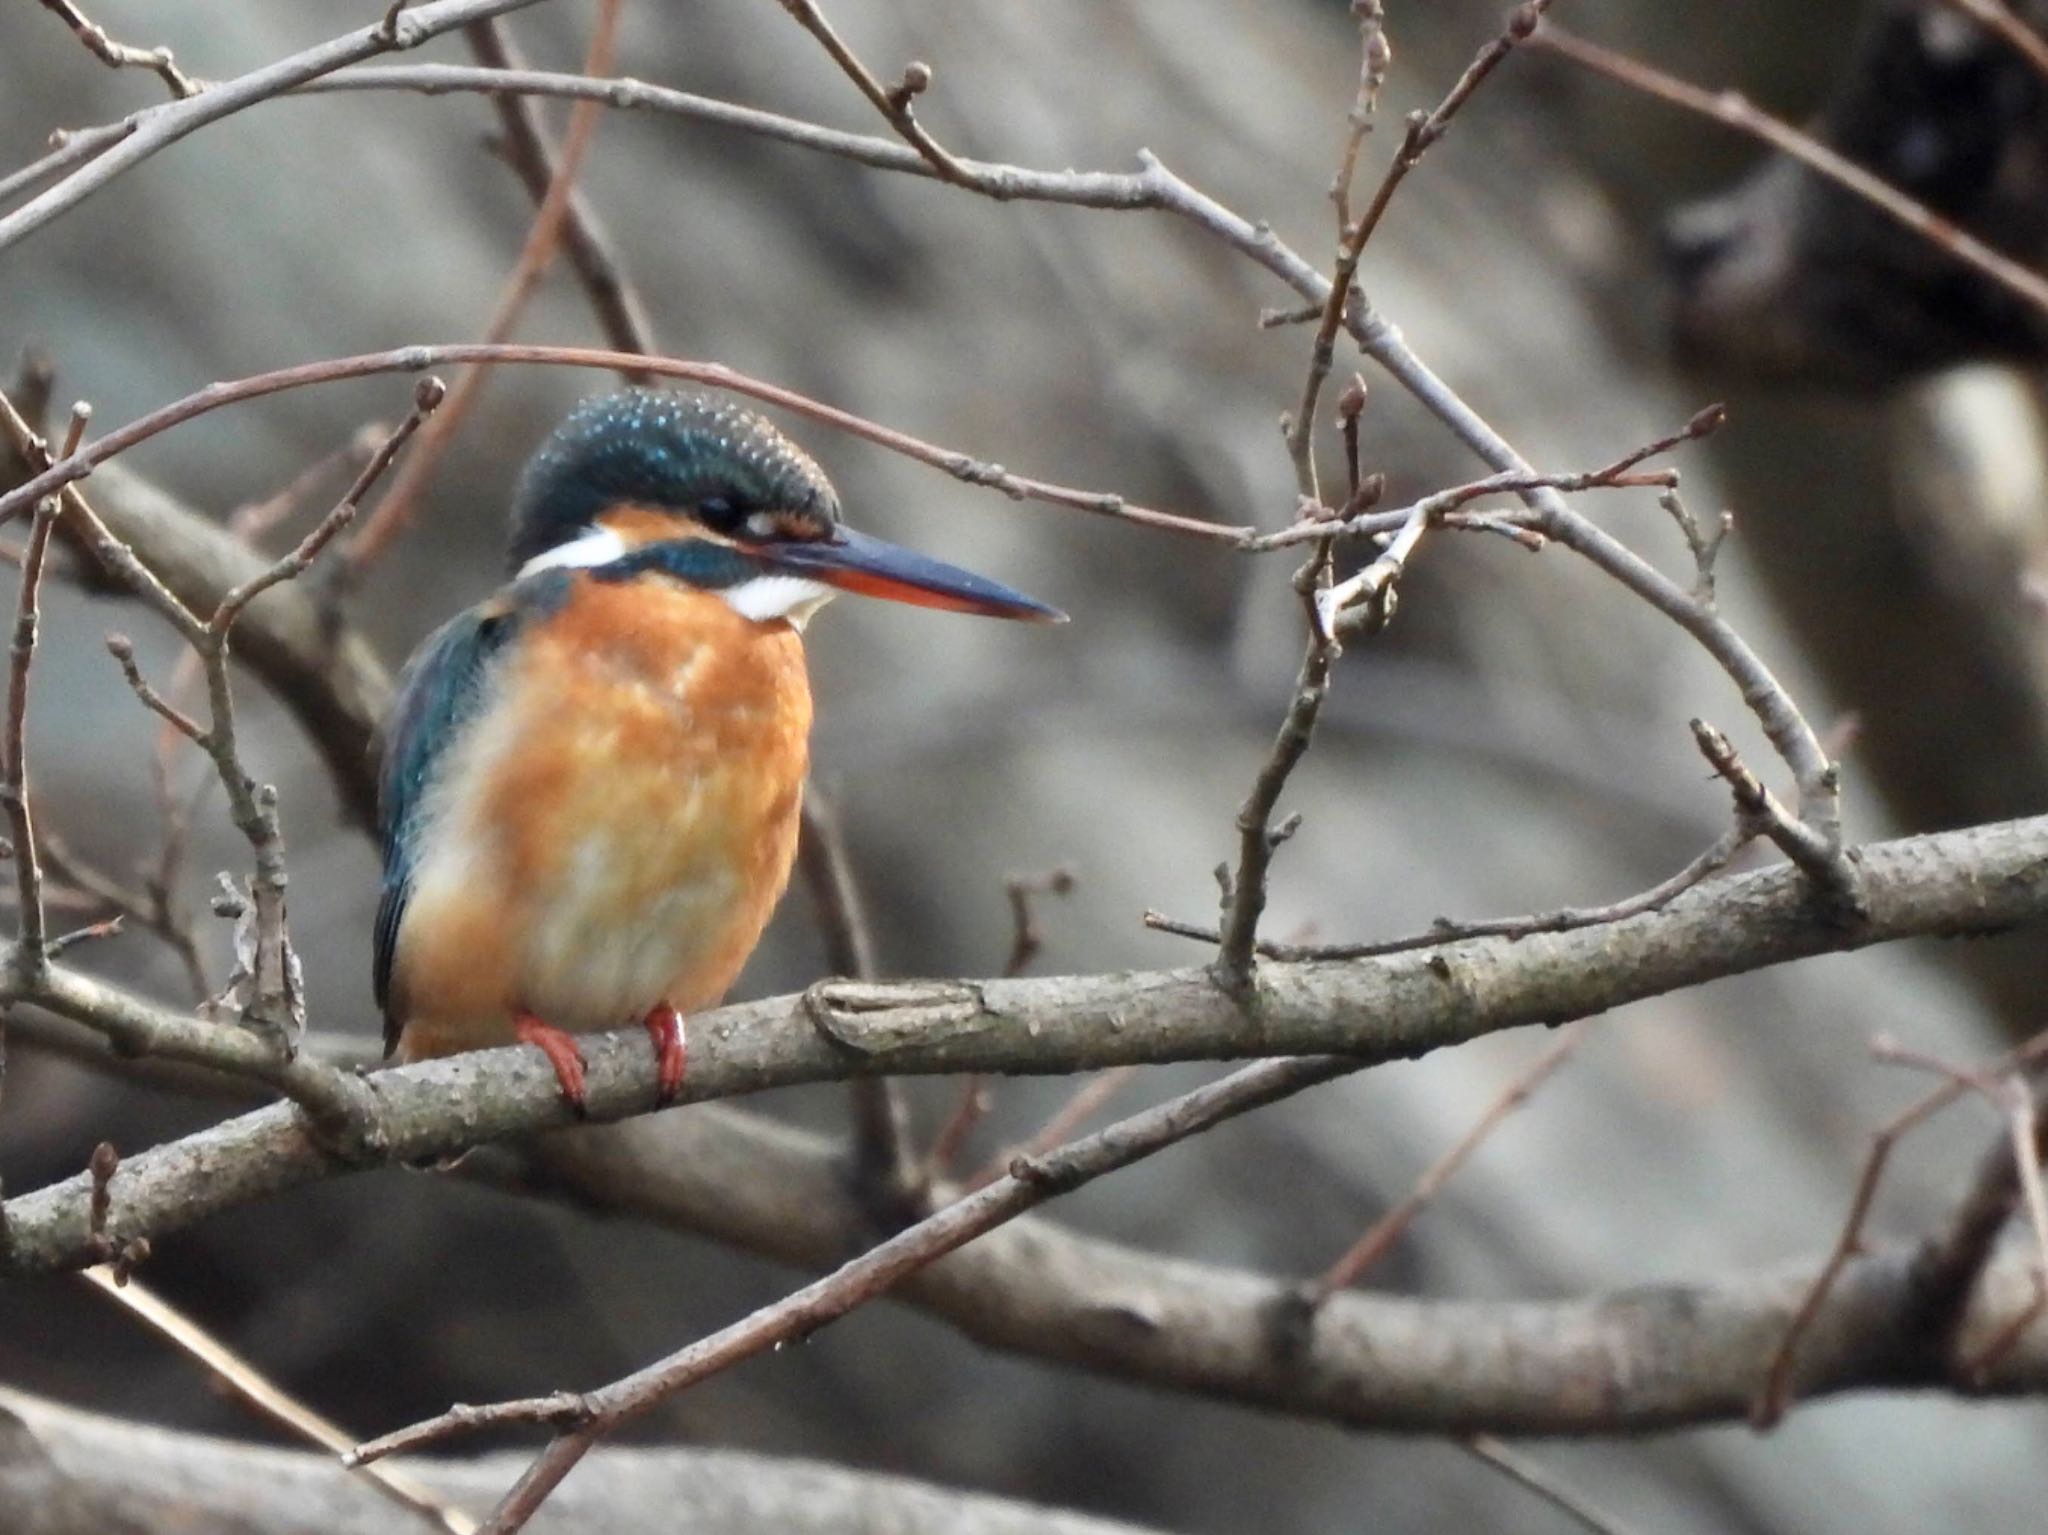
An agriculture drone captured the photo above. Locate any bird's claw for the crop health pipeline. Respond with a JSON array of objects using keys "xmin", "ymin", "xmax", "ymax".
[
  {"xmin": 514, "ymin": 1012, "xmax": 589, "ymax": 1116},
  {"xmin": 643, "ymin": 1002, "xmax": 687, "ymax": 1105}
]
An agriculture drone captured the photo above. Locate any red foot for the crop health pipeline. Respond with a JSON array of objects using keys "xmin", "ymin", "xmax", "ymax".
[
  {"xmin": 643, "ymin": 1002, "xmax": 688, "ymax": 1105},
  {"xmin": 514, "ymin": 1012, "xmax": 588, "ymax": 1114}
]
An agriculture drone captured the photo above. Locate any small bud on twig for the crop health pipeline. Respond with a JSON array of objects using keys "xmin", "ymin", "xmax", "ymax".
[
  {"xmin": 887, "ymin": 61, "xmax": 932, "ymax": 112},
  {"xmin": 1684, "ymin": 402, "xmax": 1728, "ymax": 440}
]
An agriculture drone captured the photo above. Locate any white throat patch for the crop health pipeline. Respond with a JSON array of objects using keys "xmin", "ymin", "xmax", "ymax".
[
  {"xmin": 516, "ymin": 525, "xmax": 628, "ymax": 579},
  {"xmin": 720, "ymin": 575, "xmax": 836, "ymax": 630}
]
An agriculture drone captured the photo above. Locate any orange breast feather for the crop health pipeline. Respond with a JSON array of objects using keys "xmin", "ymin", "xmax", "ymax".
[{"xmin": 392, "ymin": 576, "xmax": 812, "ymax": 1060}]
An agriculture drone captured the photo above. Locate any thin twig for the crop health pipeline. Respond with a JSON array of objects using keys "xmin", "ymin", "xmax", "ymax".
[
  {"xmin": 80, "ymin": 1266, "xmax": 477, "ymax": 1533},
  {"xmin": 0, "ymin": 476, "xmax": 59, "ymax": 1189},
  {"xmin": 1211, "ymin": 588, "xmax": 1336, "ymax": 987},
  {"xmin": 1933, "ymin": 0, "xmax": 2048, "ymax": 81},
  {"xmin": 176, "ymin": 383, "xmax": 448, "ymax": 1063},
  {"xmin": 464, "ymin": 22, "xmax": 656, "ymax": 368},
  {"xmin": 797, "ymin": 790, "xmax": 917, "ymax": 1214},
  {"xmin": 1286, "ymin": 0, "xmax": 1552, "ymax": 503},
  {"xmin": 962, "ymin": 1065, "xmax": 1138, "ymax": 1194},
  {"xmin": 341, "ymin": 0, "xmax": 626, "ymax": 578},
  {"xmin": 34, "ymin": 0, "xmax": 200, "ymax": 99},
  {"xmin": 3, "ymin": 495, "xmax": 60, "ymax": 971},
  {"xmin": 104, "ymin": 636, "xmax": 205, "ymax": 744},
  {"xmin": 1690, "ymin": 719, "xmax": 1859, "ymax": 912},
  {"xmin": 276, "ymin": 62, "xmax": 1170, "ymax": 198},
  {"xmin": 1002, "ymin": 866, "xmax": 1075, "ymax": 979},
  {"xmin": 1253, "ymin": 403, "xmax": 1724, "ymax": 553},
  {"xmin": 350, "ymin": 1053, "xmax": 1361, "ymax": 1535},
  {"xmin": 227, "ymin": 422, "xmax": 391, "ymax": 546},
  {"xmin": 213, "ymin": 378, "xmax": 446, "ymax": 635},
  {"xmin": 1530, "ymin": 23, "xmax": 2048, "ymax": 323},
  {"xmin": 0, "ymin": 0, "xmax": 551, "ymax": 254},
  {"xmin": 1659, "ymin": 485, "xmax": 1730, "ymax": 608},
  {"xmin": 1459, "ymin": 1435, "xmax": 1644, "ymax": 1535},
  {"xmin": 1331, "ymin": 4, "xmax": 1392, "ymax": 233},
  {"xmin": 773, "ymin": 0, "xmax": 983, "ymax": 191},
  {"xmin": 0, "ymin": 343, "xmax": 1242, "ymax": 544},
  {"xmin": 1287, "ymin": 5, "xmax": 1390, "ymax": 505},
  {"xmin": 0, "ymin": 401, "xmax": 82, "ymax": 976},
  {"xmin": 1754, "ymin": 1028, "xmax": 2048, "ymax": 1426},
  {"xmin": 924, "ymin": 867, "xmax": 1076, "ymax": 1184},
  {"xmin": 136, "ymin": 419, "xmax": 392, "ymax": 926},
  {"xmin": 44, "ymin": 914, "xmax": 123, "ymax": 959},
  {"xmin": 1148, "ymin": 827, "xmax": 1747, "ymax": 962},
  {"xmin": 37, "ymin": 824, "xmax": 208, "ymax": 1001},
  {"xmin": 1303, "ymin": 1023, "xmax": 1586, "ymax": 1307}
]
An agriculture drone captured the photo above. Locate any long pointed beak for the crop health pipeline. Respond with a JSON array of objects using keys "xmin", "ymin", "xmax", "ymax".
[{"xmin": 763, "ymin": 526, "xmax": 1067, "ymax": 623}]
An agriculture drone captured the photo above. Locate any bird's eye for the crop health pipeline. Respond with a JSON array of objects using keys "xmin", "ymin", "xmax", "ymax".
[{"xmin": 699, "ymin": 496, "xmax": 735, "ymax": 524}]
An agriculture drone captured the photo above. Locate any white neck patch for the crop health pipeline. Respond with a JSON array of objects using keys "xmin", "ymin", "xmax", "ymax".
[
  {"xmin": 720, "ymin": 575, "xmax": 836, "ymax": 631},
  {"xmin": 517, "ymin": 525, "xmax": 628, "ymax": 579}
]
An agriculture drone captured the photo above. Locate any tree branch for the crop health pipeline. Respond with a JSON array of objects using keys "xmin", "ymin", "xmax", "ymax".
[
  {"xmin": 1529, "ymin": 23, "xmax": 2048, "ymax": 323},
  {"xmin": 0, "ymin": 345, "xmax": 1240, "ymax": 545},
  {"xmin": 0, "ymin": 1386, "xmax": 1164, "ymax": 1535},
  {"xmin": 462, "ymin": 22, "xmax": 657, "ymax": 369},
  {"xmin": 339, "ymin": 3, "xmax": 627, "ymax": 578},
  {"xmin": 359, "ymin": 1055, "xmax": 1357, "ymax": 1531},
  {"xmin": 32, "ymin": 0, "xmax": 199, "ymax": 100},
  {"xmin": 0, "ymin": 814, "xmax": 2043, "ymax": 1282},
  {"xmin": 42, "ymin": 53, "xmax": 1845, "ymax": 840},
  {"xmin": 0, "ymin": 411, "xmax": 391, "ymax": 828},
  {"xmin": 0, "ymin": 0, "xmax": 554, "ymax": 254},
  {"xmin": 504, "ymin": 1098, "xmax": 2048, "ymax": 1438}
]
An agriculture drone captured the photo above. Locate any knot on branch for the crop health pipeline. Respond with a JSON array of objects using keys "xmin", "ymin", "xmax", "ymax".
[
  {"xmin": 1007, "ymin": 1151, "xmax": 1084, "ymax": 1194},
  {"xmin": 803, "ymin": 978, "xmax": 987, "ymax": 1057}
]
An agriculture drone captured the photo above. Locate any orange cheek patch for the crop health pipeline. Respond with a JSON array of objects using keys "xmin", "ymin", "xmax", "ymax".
[{"xmin": 596, "ymin": 505, "xmax": 732, "ymax": 548}]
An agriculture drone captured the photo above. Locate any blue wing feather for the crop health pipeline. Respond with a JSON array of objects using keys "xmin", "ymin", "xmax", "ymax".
[{"xmin": 374, "ymin": 599, "xmax": 516, "ymax": 1052}]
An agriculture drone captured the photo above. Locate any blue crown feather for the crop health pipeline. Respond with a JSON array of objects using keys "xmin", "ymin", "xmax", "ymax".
[{"xmin": 507, "ymin": 389, "xmax": 840, "ymax": 571}]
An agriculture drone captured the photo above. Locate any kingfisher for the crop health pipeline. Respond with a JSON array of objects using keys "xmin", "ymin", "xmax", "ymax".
[{"xmin": 374, "ymin": 389, "xmax": 1063, "ymax": 1109}]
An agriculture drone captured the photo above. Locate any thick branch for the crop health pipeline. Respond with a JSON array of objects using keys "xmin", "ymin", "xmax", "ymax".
[
  {"xmin": 523, "ymin": 1103, "xmax": 2048, "ymax": 1436},
  {"xmin": 2, "ymin": 815, "xmax": 2045, "ymax": 1279},
  {"xmin": 0, "ymin": 1387, "xmax": 1162, "ymax": 1535},
  {"xmin": 373, "ymin": 1055, "xmax": 1356, "ymax": 1528}
]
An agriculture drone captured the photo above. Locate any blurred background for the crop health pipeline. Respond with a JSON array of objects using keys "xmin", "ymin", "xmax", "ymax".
[{"xmin": 4, "ymin": 1, "xmax": 2048, "ymax": 1530}]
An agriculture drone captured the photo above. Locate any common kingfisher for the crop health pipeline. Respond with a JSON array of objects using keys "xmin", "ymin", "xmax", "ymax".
[{"xmin": 375, "ymin": 389, "xmax": 1063, "ymax": 1109}]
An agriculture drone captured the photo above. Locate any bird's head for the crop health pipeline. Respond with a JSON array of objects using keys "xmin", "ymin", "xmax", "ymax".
[{"xmin": 508, "ymin": 389, "xmax": 1064, "ymax": 627}]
